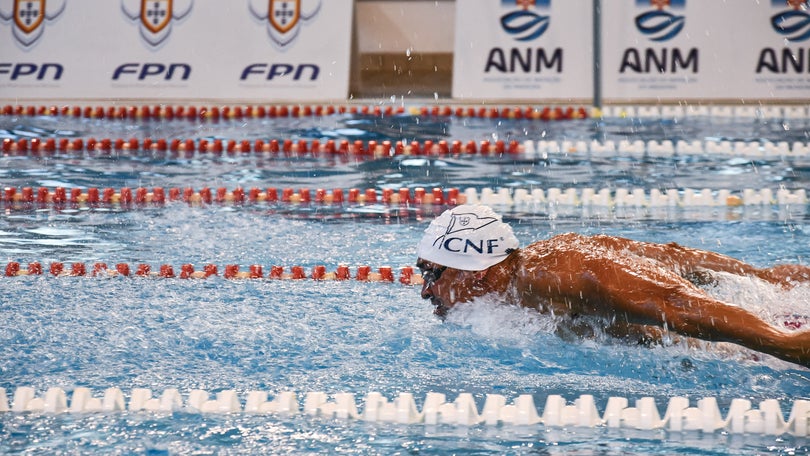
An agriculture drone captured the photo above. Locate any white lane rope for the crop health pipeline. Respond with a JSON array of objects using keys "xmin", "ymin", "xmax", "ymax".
[{"xmin": 2, "ymin": 386, "xmax": 807, "ymax": 436}]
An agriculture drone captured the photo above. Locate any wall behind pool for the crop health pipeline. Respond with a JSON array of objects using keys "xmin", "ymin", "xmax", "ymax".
[{"xmin": 1, "ymin": 0, "xmax": 809, "ymax": 104}]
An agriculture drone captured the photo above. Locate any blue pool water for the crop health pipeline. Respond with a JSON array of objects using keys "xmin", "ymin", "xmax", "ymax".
[{"xmin": 1, "ymin": 109, "xmax": 810, "ymax": 454}]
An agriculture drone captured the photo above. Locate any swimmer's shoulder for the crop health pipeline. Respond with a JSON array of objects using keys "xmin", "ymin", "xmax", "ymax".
[
  {"xmin": 530, "ymin": 232, "xmax": 618, "ymax": 250},
  {"xmin": 522, "ymin": 233, "xmax": 592, "ymax": 256}
]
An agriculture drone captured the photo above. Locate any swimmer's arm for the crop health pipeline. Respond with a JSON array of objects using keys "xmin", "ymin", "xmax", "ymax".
[
  {"xmin": 643, "ymin": 242, "xmax": 810, "ymax": 286},
  {"xmin": 590, "ymin": 267, "xmax": 810, "ymax": 368}
]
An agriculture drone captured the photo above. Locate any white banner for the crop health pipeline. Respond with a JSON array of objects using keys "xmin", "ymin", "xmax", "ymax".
[
  {"xmin": 452, "ymin": 0, "xmax": 593, "ymax": 102},
  {"xmin": 0, "ymin": 0, "xmax": 353, "ymax": 101},
  {"xmin": 602, "ymin": 0, "xmax": 810, "ymax": 101}
]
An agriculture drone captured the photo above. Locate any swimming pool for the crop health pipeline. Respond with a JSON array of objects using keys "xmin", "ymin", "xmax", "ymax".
[{"xmin": 1, "ymin": 104, "xmax": 809, "ymax": 454}]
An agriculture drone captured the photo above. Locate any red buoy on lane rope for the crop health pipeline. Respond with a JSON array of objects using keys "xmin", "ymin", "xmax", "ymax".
[
  {"xmin": 399, "ymin": 266, "xmax": 414, "ymax": 285},
  {"xmin": 120, "ymin": 188, "xmax": 133, "ymax": 204},
  {"xmin": 159, "ymin": 264, "xmax": 175, "ymax": 278},
  {"xmin": 103, "ymin": 188, "xmax": 115, "ymax": 204},
  {"xmin": 336, "ymin": 265, "xmax": 350, "ymax": 280},
  {"xmin": 300, "ymin": 188, "xmax": 311, "ymax": 203},
  {"xmin": 153, "ymin": 187, "xmax": 165, "ymax": 204},
  {"xmin": 70, "ymin": 188, "xmax": 82, "ymax": 204},
  {"xmin": 348, "ymin": 188, "xmax": 359, "ymax": 203},
  {"xmin": 365, "ymin": 189, "xmax": 377, "ymax": 203},
  {"xmin": 413, "ymin": 188, "xmax": 426, "ymax": 204},
  {"xmin": 432, "ymin": 188, "xmax": 444, "ymax": 205},
  {"xmin": 281, "ymin": 188, "xmax": 293, "ymax": 203},
  {"xmin": 224, "ymin": 264, "xmax": 239, "ymax": 279},
  {"xmin": 379, "ymin": 266, "xmax": 394, "ymax": 282},
  {"xmin": 71, "ymin": 262, "xmax": 86, "ymax": 276},
  {"xmin": 232, "ymin": 187, "xmax": 245, "ymax": 204},
  {"xmin": 5, "ymin": 262, "xmax": 20, "ymax": 276},
  {"xmin": 50, "ymin": 262, "xmax": 63, "ymax": 276},
  {"xmin": 87, "ymin": 188, "xmax": 100, "ymax": 204},
  {"xmin": 447, "ymin": 188, "xmax": 459, "ymax": 205},
  {"xmin": 4, "ymin": 187, "xmax": 15, "ymax": 203},
  {"xmin": 180, "ymin": 264, "xmax": 195, "ymax": 279},
  {"xmin": 266, "ymin": 188, "xmax": 278, "ymax": 203},
  {"xmin": 21, "ymin": 187, "xmax": 33, "ymax": 203},
  {"xmin": 135, "ymin": 188, "xmax": 148, "ymax": 204},
  {"xmin": 199, "ymin": 187, "xmax": 212, "ymax": 204},
  {"xmin": 53, "ymin": 187, "xmax": 67, "ymax": 204},
  {"xmin": 382, "ymin": 188, "xmax": 393, "ymax": 204},
  {"xmin": 92, "ymin": 263, "xmax": 107, "ymax": 276},
  {"xmin": 114, "ymin": 263, "xmax": 129, "ymax": 276},
  {"xmin": 204, "ymin": 264, "xmax": 218, "ymax": 277},
  {"xmin": 312, "ymin": 265, "xmax": 326, "ymax": 280},
  {"xmin": 356, "ymin": 265, "xmax": 370, "ymax": 281},
  {"xmin": 399, "ymin": 188, "xmax": 411, "ymax": 205},
  {"xmin": 291, "ymin": 266, "xmax": 305, "ymax": 280}
]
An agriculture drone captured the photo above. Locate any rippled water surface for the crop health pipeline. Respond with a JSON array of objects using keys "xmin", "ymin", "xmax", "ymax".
[{"xmin": 1, "ymin": 110, "xmax": 809, "ymax": 455}]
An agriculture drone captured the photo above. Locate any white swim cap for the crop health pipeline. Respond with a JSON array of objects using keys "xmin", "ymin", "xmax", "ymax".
[{"xmin": 417, "ymin": 205, "xmax": 519, "ymax": 271}]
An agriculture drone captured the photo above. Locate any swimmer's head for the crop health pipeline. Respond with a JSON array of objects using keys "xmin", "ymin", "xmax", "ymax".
[
  {"xmin": 416, "ymin": 205, "xmax": 518, "ymax": 317},
  {"xmin": 416, "ymin": 204, "xmax": 519, "ymax": 271}
]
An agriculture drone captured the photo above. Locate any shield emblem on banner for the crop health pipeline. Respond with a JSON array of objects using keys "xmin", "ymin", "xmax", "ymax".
[
  {"xmin": 141, "ymin": 0, "xmax": 173, "ymax": 34},
  {"xmin": 269, "ymin": 0, "xmax": 300, "ymax": 34},
  {"xmin": 14, "ymin": 0, "xmax": 45, "ymax": 34}
]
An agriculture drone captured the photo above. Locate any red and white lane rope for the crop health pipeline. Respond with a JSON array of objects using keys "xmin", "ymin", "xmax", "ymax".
[
  {"xmin": 3, "ymin": 137, "xmax": 810, "ymax": 159},
  {"xmin": 0, "ymin": 104, "xmax": 589, "ymax": 121},
  {"xmin": 1, "ymin": 186, "xmax": 807, "ymax": 210},
  {"xmin": 3, "ymin": 103, "xmax": 808, "ymax": 120},
  {"xmin": 2, "ymin": 386, "xmax": 808, "ymax": 436},
  {"xmin": 3, "ymin": 261, "xmax": 422, "ymax": 284},
  {"xmin": 0, "ymin": 186, "xmax": 460, "ymax": 207},
  {"xmin": 0, "ymin": 137, "xmax": 524, "ymax": 156}
]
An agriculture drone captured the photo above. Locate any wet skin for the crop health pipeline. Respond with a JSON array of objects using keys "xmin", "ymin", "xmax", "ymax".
[
  {"xmin": 418, "ymin": 233, "xmax": 810, "ymax": 368},
  {"xmin": 417, "ymin": 259, "xmax": 494, "ymax": 317}
]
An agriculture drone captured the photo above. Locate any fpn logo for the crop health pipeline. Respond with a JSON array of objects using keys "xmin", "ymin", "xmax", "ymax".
[
  {"xmin": 771, "ymin": 0, "xmax": 810, "ymax": 42},
  {"xmin": 635, "ymin": 0, "xmax": 686, "ymax": 42},
  {"xmin": 500, "ymin": 0, "xmax": 550, "ymax": 42},
  {"xmin": 0, "ymin": 0, "xmax": 66, "ymax": 48},
  {"xmin": 122, "ymin": 0, "xmax": 192, "ymax": 48},
  {"xmin": 248, "ymin": 0, "xmax": 322, "ymax": 48}
]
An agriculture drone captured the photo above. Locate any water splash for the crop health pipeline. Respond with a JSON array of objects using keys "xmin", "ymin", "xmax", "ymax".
[{"xmin": 701, "ymin": 271, "xmax": 810, "ymax": 330}]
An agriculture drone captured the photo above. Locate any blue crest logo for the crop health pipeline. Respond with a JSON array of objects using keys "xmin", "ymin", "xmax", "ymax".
[
  {"xmin": 500, "ymin": 0, "xmax": 551, "ymax": 42},
  {"xmin": 634, "ymin": 0, "xmax": 686, "ymax": 42},
  {"xmin": 770, "ymin": 0, "xmax": 810, "ymax": 42}
]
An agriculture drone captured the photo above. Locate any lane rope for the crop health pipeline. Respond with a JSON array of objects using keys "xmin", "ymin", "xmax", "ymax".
[
  {"xmin": 1, "ymin": 186, "xmax": 807, "ymax": 209},
  {"xmin": 3, "ymin": 261, "xmax": 422, "ymax": 284},
  {"xmin": 0, "ymin": 137, "xmax": 525, "ymax": 156},
  {"xmin": 0, "ymin": 104, "xmax": 589, "ymax": 121},
  {"xmin": 1, "ymin": 386, "xmax": 807, "ymax": 436},
  {"xmin": 2, "ymin": 103, "xmax": 809, "ymax": 120},
  {"xmin": 3, "ymin": 137, "xmax": 809, "ymax": 159}
]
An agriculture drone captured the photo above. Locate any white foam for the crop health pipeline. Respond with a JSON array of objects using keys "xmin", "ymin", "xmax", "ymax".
[
  {"xmin": 444, "ymin": 296, "xmax": 558, "ymax": 341},
  {"xmin": 700, "ymin": 271, "xmax": 810, "ymax": 329}
]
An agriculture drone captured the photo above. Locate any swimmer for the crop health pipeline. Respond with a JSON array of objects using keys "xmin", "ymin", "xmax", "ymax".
[{"xmin": 416, "ymin": 205, "xmax": 810, "ymax": 368}]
